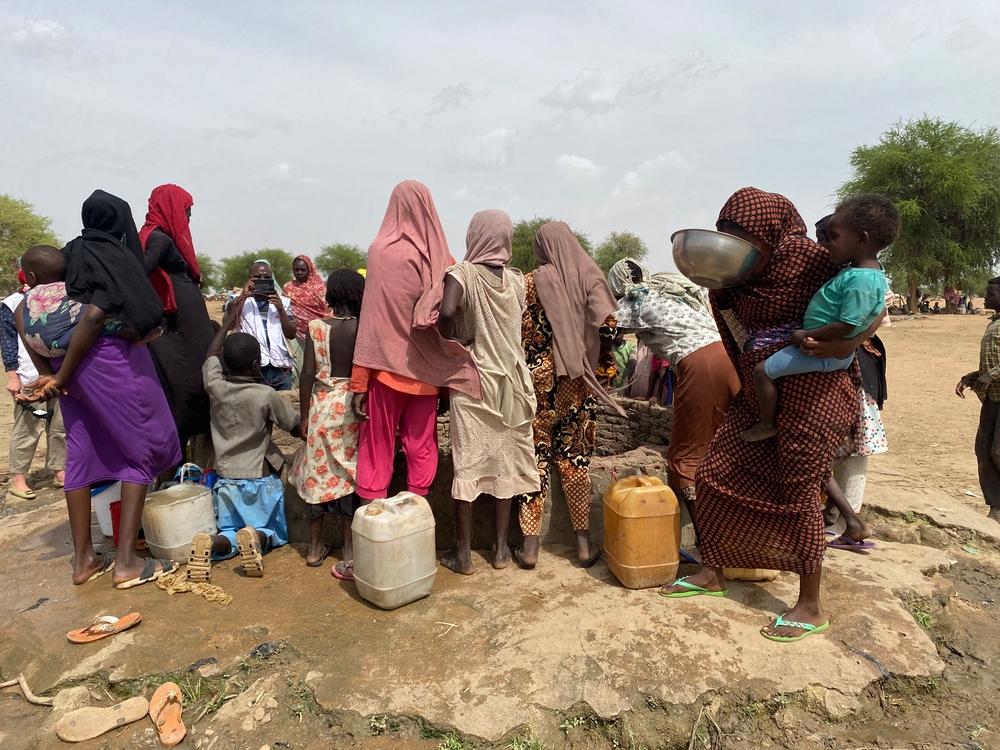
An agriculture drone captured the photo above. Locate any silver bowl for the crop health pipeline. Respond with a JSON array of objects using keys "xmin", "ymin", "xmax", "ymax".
[{"xmin": 671, "ymin": 228, "xmax": 766, "ymax": 289}]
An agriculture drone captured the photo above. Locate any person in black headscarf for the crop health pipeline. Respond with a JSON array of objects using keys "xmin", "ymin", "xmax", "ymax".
[{"xmin": 20, "ymin": 190, "xmax": 182, "ymax": 589}]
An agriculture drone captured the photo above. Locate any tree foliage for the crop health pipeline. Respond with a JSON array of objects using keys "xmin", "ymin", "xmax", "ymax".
[
  {"xmin": 0, "ymin": 195, "xmax": 59, "ymax": 293},
  {"xmin": 593, "ymin": 231, "xmax": 648, "ymax": 275},
  {"xmin": 510, "ymin": 217, "xmax": 592, "ymax": 272},
  {"xmin": 219, "ymin": 248, "xmax": 294, "ymax": 290},
  {"xmin": 315, "ymin": 243, "xmax": 367, "ymax": 274},
  {"xmin": 196, "ymin": 254, "xmax": 221, "ymax": 291},
  {"xmin": 838, "ymin": 117, "xmax": 1000, "ymax": 307}
]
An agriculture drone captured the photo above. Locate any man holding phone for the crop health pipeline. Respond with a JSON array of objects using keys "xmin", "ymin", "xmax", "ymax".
[{"xmin": 230, "ymin": 260, "xmax": 297, "ymax": 390}]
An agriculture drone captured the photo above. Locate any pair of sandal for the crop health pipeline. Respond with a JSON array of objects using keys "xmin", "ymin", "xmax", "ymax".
[
  {"xmin": 55, "ymin": 682, "xmax": 185, "ymax": 746},
  {"xmin": 187, "ymin": 527, "xmax": 264, "ymax": 583}
]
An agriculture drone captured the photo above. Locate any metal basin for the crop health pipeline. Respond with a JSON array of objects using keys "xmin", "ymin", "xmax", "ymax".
[{"xmin": 670, "ymin": 228, "xmax": 767, "ymax": 289}]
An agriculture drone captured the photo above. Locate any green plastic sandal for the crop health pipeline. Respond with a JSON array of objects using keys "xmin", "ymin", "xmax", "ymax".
[
  {"xmin": 659, "ymin": 576, "xmax": 729, "ymax": 599},
  {"xmin": 760, "ymin": 614, "xmax": 830, "ymax": 642}
]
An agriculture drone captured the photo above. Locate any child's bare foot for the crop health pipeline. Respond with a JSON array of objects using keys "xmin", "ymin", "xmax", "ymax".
[
  {"xmin": 305, "ymin": 543, "xmax": 331, "ymax": 567},
  {"xmin": 440, "ymin": 550, "xmax": 474, "ymax": 576},
  {"xmin": 844, "ymin": 519, "xmax": 874, "ymax": 542},
  {"xmin": 491, "ymin": 544, "xmax": 511, "ymax": 569},
  {"xmin": 741, "ymin": 422, "xmax": 777, "ymax": 442},
  {"xmin": 989, "ymin": 507, "xmax": 1000, "ymax": 524}
]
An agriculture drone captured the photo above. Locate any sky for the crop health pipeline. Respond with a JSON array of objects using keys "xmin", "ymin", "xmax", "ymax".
[{"xmin": 3, "ymin": 1, "xmax": 1000, "ymax": 272}]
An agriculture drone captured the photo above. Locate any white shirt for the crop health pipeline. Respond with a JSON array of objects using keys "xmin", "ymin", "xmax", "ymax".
[
  {"xmin": 2, "ymin": 292, "xmax": 38, "ymax": 383},
  {"xmin": 237, "ymin": 295, "xmax": 294, "ymax": 368}
]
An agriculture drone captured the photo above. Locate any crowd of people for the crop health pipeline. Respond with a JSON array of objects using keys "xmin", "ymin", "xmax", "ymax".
[{"xmin": 8, "ymin": 179, "xmax": 905, "ymax": 642}]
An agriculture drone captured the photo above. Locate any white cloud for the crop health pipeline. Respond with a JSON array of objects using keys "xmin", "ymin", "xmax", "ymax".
[
  {"xmin": 610, "ymin": 151, "xmax": 691, "ymax": 202},
  {"xmin": 1, "ymin": 18, "xmax": 72, "ymax": 56},
  {"xmin": 541, "ymin": 68, "xmax": 618, "ymax": 113},
  {"xmin": 556, "ymin": 154, "xmax": 602, "ymax": 179},
  {"xmin": 249, "ymin": 162, "xmax": 322, "ymax": 186},
  {"xmin": 427, "ymin": 83, "xmax": 482, "ymax": 115},
  {"xmin": 450, "ymin": 127, "xmax": 514, "ymax": 171},
  {"xmin": 619, "ymin": 53, "xmax": 729, "ymax": 101}
]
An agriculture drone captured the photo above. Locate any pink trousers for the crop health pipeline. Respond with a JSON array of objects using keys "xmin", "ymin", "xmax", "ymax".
[{"xmin": 356, "ymin": 379, "xmax": 438, "ymax": 500}]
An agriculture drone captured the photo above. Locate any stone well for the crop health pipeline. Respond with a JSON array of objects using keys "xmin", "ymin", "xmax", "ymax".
[{"xmin": 281, "ymin": 396, "xmax": 695, "ymax": 550}]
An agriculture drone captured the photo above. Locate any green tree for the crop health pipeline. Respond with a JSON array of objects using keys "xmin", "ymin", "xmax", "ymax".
[
  {"xmin": 219, "ymin": 248, "xmax": 294, "ymax": 290},
  {"xmin": 196, "ymin": 254, "xmax": 221, "ymax": 291},
  {"xmin": 510, "ymin": 217, "xmax": 593, "ymax": 272},
  {"xmin": 839, "ymin": 117, "xmax": 1000, "ymax": 310},
  {"xmin": 315, "ymin": 243, "xmax": 367, "ymax": 273},
  {"xmin": 593, "ymin": 231, "xmax": 648, "ymax": 275},
  {"xmin": 0, "ymin": 195, "xmax": 59, "ymax": 293}
]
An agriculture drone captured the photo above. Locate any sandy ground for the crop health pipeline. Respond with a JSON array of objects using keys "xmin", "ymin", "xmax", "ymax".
[{"xmin": 1, "ymin": 312, "xmax": 999, "ymax": 750}]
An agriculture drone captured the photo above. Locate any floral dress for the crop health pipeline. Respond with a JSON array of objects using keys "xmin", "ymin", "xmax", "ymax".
[{"xmin": 289, "ymin": 319, "xmax": 361, "ymax": 504}]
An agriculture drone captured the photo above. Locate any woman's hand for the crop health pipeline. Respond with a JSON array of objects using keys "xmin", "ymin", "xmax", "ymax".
[
  {"xmin": 17, "ymin": 374, "xmax": 62, "ymax": 402},
  {"xmin": 352, "ymin": 392, "xmax": 369, "ymax": 421},
  {"xmin": 799, "ymin": 336, "xmax": 855, "ymax": 359},
  {"xmin": 789, "ymin": 329, "xmax": 807, "ymax": 347}
]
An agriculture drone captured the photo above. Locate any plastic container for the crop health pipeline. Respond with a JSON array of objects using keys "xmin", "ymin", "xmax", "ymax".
[
  {"xmin": 110, "ymin": 500, "xmax": 122, "ymax": 546},
  {"xmin": 142, "ymin": 483, "xmax": 217, "ymax": 561},
  {"xmin": 352, "ymin": 492, "xmax": 436, "ymax": 610},
  {"xmin": 603, "ymin": 475, "xmax": 680, "ymax": 589},
  {"xmin": 91, "ymin": 481, "xmax": 122, "ymax": 538}
]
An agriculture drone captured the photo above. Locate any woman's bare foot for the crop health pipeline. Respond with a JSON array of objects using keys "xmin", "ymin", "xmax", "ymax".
[
  {"xmin": 658, "ymin": 567, "xmax": 725, "ymax": 596},
  {"xmin": 492, "ymin": 544, "xmax": 511, "ymax": 569},
  {"xmin": 843, "ymin": 519, "xmax": 874, "ymax": 542},
  {"xmin": 761, "ymin": 601, "xmax": 827, "ymax": 639},
  {"xmin": 10, "ymin": 474, "xmax": 31, "ymax": 493},
  {"xmin": 71, "ymin": 551, "xmax": 108, "ymax": 585},
  {"xmin": 440, "ymin": 550, "xmax": 474, "ymax": 576},
  {"xmin": 741, "ymin": 422, "xmax": 777, "ymax": 442},
  {"xmin": 111, "ymin": 557, "xmax": 173, "ymax": 587}
]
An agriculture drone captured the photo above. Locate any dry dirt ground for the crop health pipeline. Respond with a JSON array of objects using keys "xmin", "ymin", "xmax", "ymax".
[{"xmin": 1, "ymin": 313, "xmax": 999, "ymax": 750}]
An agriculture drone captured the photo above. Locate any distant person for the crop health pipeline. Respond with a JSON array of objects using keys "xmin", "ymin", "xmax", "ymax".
[
  {"xmin": 288, "ymin": 270, "xmax": 366, "ymax": 574},
  {"xmin": 283, "ymin": 255, "xmax": 331, "ymax": 378},
  {"xmin": 3, "ymin": 264, "xmax": 65, "ymax": 498},
  {"xmin": 189, "ymin": 306, "xmax": 301, "ymax": 581},
  {"xmin": 742, "ymin": 195, "xmax": 899, "ymax": 442},
  {"xmin": 955, "ymin": 277, "xmax": 1000, "ymax": 525},
  {"xmin": 140, "ymin": 184, "xmax": 215, "ymax": 452},
  {"xmin": 230, "ymin": 260, "xmax": 297, "ymax": 390},
  {"xmin": 609, "ymin": 330, "xmax": 637, "ymax": 390},
  {"xmin": 18, "ymin": 194, "xmax": 180, "ymax": 589}
]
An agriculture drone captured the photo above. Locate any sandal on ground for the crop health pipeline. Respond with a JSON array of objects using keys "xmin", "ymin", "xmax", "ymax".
[
  {"xmin": 236, "ymin": 527, "xmax": 264, "ymax": 577},
  {"xmin": 114, "ymin": 558, "xmax": 179, "ymax": 590},
  {"xmin": 574, "ymin": 548, "xmax": 602, "ymax": 569},
  {"xmin": 760, "ymin": 614, "xmax": 830, "ymax": 643},
  {"xmin": 306, "ymin": 544, "xmax": 332, "ymax": 568},
  {"xmin": 187, "ymin": 532, "xmax": 213, "ymax": 583},
  {"xmin": 76, "ymin": 554, "xmax": 115, "ymax": 585},
  {"xmin": 149, "ymin": 681, "xmax": 186, "ymax": 747},
  {"xmin": 67, "ymin": 612, "xmax": 142, "ymax": 644},
  {"xmin": 331, "ymin": 560, "xmax": 354, "ymax": 581},
  {"xmin": 7, "ymin": 487, "xmax": 36, "ymax": 500},
  {"xmin": 512, "ymin": 547, "xmax": 536, "ymax": 570},
  {"xmin": 55, "ymin": 696, "xmax": 149, "ymax": 742},
  {"xmin": 827, "ymin": 535, "xmax": 875, "ymax": 553},
  {"xmin": 659, "ymin": 576, "xmax": 729, "ymax": 599}
]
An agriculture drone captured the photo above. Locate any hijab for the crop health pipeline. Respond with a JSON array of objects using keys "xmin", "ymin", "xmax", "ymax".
[
  {"xmin": 139, "ymin": 184, "xmax": 202, "ymax": 313},
  {"xmin": 64, "ymin": 190, "xmax": 164, "ymax": 337},
  {"xmin": 464, "ymin": 209, "xmax": 512, "ymax": 266},
  {"xmin": 283, "ymin": 255, "xmax": 331, "ymax": 339},
  {"xmin": 532, "ymin": 221, "xmax": 623, "ymax": 414},
  {"xmin": 353, "ymin": 181, "xmax": 481, "ymax": 397},
  {"xmin": 608, "ymin": 258, "xmax": 709, "ymax": 313}
]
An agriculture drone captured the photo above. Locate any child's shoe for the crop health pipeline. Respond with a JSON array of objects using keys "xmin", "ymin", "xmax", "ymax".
[
  {"xmin": 187, "ymin": 532, "xmax": 213, "ymax": 583},
  {"xmin": 236, "ymin": 527, "xmax": 264, "ymax": 578}
]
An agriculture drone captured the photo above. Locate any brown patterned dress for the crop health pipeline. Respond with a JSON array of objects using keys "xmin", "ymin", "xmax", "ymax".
[
  {"xmin": 517, "ymin": 273, "xmax": 616, "ymax": 534},
  {"xmin": 695, "ymin": 188, "xmax": 859, "ymax": 575}
]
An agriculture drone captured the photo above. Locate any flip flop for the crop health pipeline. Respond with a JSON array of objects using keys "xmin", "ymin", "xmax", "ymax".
[
  {"xmin": 574, "ymin": 548, "xmax": 602, "ymax": 569},
  {"xmin": 7, "ymin": 488, "xmax": 36, "ymax": 500},
  {"xmin": 512, "ymin": 547, "xmax": 536, "ymax": 570},
  {"xmin": 659, "ymin": 576, "xmax": 729, "ymax": 599},
  {"xmin": 55, "ymin": 696, "xmax": 149, "ymax": 742},
  {"xmin": 114, "ymin": 558, "xmax": 179, "ymax": 590},
  {"xmin": 827, "ymin": 535, "xmax": 876, "ymax": 553},
  {"xmin": 67, "ymin": 612, "xmax": 142, "ymax": 644},
  {"xmin": 306, "ymin": 544, "xmax": 332, "ymax": 568},
  {"xmin": 760, "ymin": 614, "xmax": 830, "ymax": 643},
  {"xmin": 149, "ymin": 681, "xmax": 186, "ymax": 747},
  {"xmin": 187, "ymin": 532, "xmax": 213, "ymax": 583},
  {"xmin": 53, "ymin": 477, "xmax": 64, "ymax": 489},
  {"xmin": 236, "ymin": 527, "xmax": 264, "ymax": 577},
  {"xmin": 76, "ymin": 554, "xmax": 115, "ymax": 585},
  {"xmin": 331, "ymin": 560, "xmax": 354, "ymax": 581}
]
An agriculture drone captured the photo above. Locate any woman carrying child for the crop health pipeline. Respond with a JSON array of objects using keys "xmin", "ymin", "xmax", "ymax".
[
  {"xmin": 437, "ymin": 209, "xmax": 540, "ymax": 575},
  {"xmin": 18, "ymin": 191, "xmax": 181, "ymax": 589},
  {"xmin": 289, "ymin": 270, "xmax": 366, "ymax": 573},
  {"xmin": 350, "ymin": 181, "xmax": 480, "ymax": 504}
]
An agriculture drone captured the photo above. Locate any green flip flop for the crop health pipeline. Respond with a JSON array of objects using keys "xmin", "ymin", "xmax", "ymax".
[
  {"xmin": 760, "ymin": 614, "xmax": 830, "ymax": 643},
  {"xmin": 659, "ymin": 576, "xmax": 729, "ymax": 599}
]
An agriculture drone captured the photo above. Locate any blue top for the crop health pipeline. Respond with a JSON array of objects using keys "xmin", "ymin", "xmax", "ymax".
[
  {"xmin": 0, "ymin": 305, "xmax": 19, "ymax": 372},
  {"xmin": 803, "ymin": 266, "xmax": 888, "ymax": 338}
]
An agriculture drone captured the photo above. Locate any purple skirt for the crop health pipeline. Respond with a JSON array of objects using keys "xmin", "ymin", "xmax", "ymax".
[{"xmin": 57, "ymin": 337, "xmax": 181, "ymax": 491}]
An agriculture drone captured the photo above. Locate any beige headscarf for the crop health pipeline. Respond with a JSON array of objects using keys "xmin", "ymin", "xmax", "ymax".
[
  {"xmin": 532, "ymin": 222, "xmax": 625, "ymax": 414},
  {"xmin": 608, "ymin": 257, "xmax": 709, "ymax": 312},
  {"xmin": 464, "ymin": 209, "xmax": 512, "ymax": 266}
]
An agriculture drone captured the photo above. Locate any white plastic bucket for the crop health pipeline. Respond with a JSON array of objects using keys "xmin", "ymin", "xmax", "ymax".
[
  {"xmin": 142, "ymin": 483, "xmax": 217, "ymax": 561},
  {"xmin": 92, "ymin": 482, "xmax": 122, "ymax": 538}
]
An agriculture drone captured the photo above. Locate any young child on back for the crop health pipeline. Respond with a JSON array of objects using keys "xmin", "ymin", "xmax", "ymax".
[
  {"xmin": 188, "ymin": 306, "xmax": 300, "ymax": 581},
  {"xmin": 289, "ymin": 270, "xmax": 365, "ymax": 577},
  {"xmin": 742, "ymin": 194, "xmax": 900, "ymax": 442},
  {"xmin": 18, "ymin": 245, "xmax": 86, "ymax": 361}
]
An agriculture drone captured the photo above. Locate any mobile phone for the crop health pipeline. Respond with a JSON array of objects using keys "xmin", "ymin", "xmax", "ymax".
[{"xmin": 252, "ymin": 278, "xmax": 275, "ymax": 297}]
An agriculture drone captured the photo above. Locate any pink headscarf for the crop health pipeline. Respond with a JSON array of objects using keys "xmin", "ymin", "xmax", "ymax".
[
  {"xmin": 353, "ymin": 181, "xmax": 481, "ymax": 397},
  {"xmin": 283, "ymin": 255, "xmax": 331, "ymax": 340},
  {"xmin": 464, "ymin": 209, "xmax": 512, "ymax": 265}
]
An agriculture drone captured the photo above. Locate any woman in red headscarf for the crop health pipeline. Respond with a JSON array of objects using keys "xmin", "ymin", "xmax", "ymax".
[
  {"xmin": 283, "ymin": 255, "xmax": 331, "ymax": 341},
  {"xmin": 660, "ymin": 188, "xmax": 880, "ymax": 643},
  {"xmin": 139, "ymin": 183, "xmax": 214, "ymax": 451}
]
